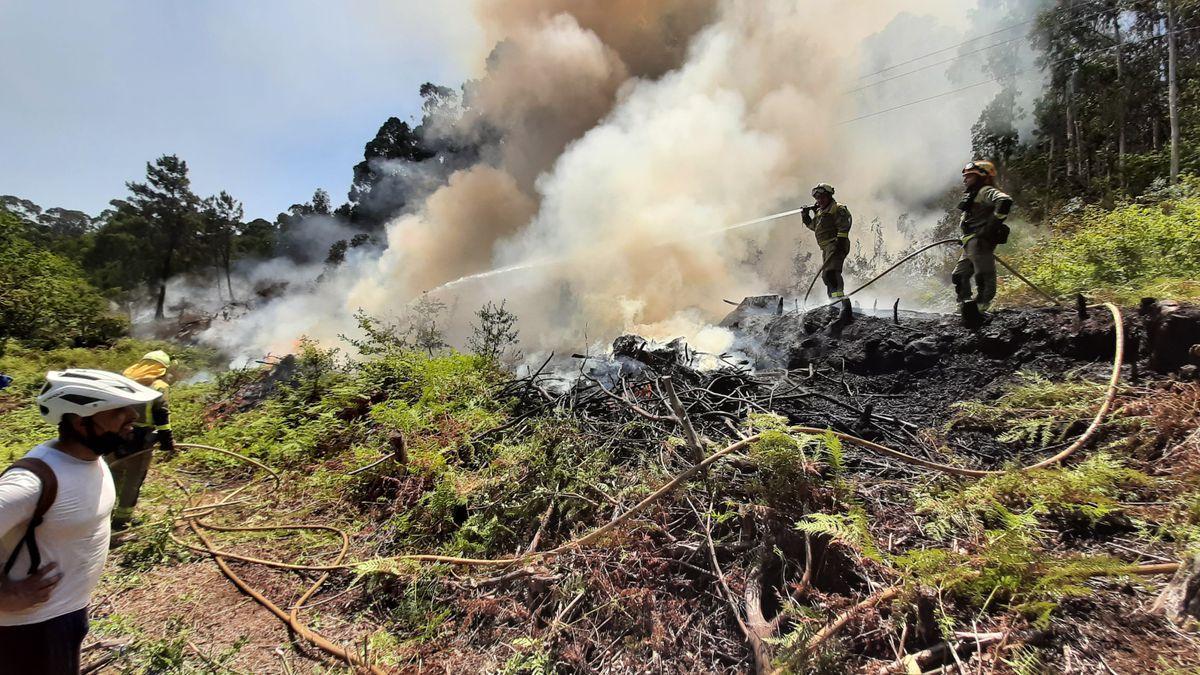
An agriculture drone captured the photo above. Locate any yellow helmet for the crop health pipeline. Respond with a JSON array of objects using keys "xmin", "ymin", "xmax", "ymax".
[
  {"xmin": 141, "ymin": 350, "xmax": 171, "ymax": 367},
  {"xmin": 962, "ymin": 160, "xmax": 996, "ymax": 179}
]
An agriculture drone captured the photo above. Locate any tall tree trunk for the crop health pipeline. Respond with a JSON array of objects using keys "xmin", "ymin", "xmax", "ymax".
[
  {"xmin": 1045, "ymin": 136, "xmax": 1055, "ymax": 226},
  {"xmin": 1065, "ymin": 92, "xmax": 1077, "ymax": 180},
  {"xmin": 1167, "ymin": 0, "xmax": 1181, "ymax": 183},
  {"xmin": 1115, "ymin": 17, "xmax": 1127, "ymax": 188},
  {"xmin": 1067, "ymin": 73, "xmax": 1086, "ymax": 181},
  {"xmin": 155, "ymin": 240, "xmax": 177, "ymax": 320},
  {"xmin": 155, "ymin": 283, "xmax": 167, "ymax": 320},
  {"xmin": 224, "ymin": 250, "xmax": 235, "ymax": 302}
]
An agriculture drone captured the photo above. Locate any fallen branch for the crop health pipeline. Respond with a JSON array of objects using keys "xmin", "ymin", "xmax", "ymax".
[
  {"xmin": 580, "ymin": 371, "xmax": 674, "ymax": 423},
  {"xmin": 877, "ymin": 631, "xmax": 1005, "ymax": 674},
  {"xmin": 690, "ymin": 498, "xmax": 773, "ymax": 674},
  {"xmin": 663, "ymin": 376, "xmax": 705, "ymax": 463}
]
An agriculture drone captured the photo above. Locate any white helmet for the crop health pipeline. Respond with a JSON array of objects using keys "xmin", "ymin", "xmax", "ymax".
[{"xmin": 37, "ymin": 369, "xmax": 161, "ymax": 425}]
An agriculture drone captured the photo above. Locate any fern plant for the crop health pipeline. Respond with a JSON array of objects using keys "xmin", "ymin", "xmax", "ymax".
[{"xmin": 795, "ymin": 506, "xmax": 884, "ymax": 562}]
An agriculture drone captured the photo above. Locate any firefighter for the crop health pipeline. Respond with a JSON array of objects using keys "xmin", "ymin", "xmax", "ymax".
[
  {"xmin": 802, "ymin": 183, "xmax": 853, "ymax": 322},
  {"xmin": 106, "ymin": 350, "xmax": 174, "ymax": 530},
  {"xmin": 952, "ymin": 161, "xmax": 1013, "ymax": 324}
]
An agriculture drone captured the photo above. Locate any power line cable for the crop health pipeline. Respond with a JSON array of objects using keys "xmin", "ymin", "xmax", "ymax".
[
  {"xmin": 840, "ymin": 23, "xmax": 1197, "ymax": 125},
  {"xmin": 847, "ymin": 3, "xmax": 1116, "ymax": 95},
  {"xmin": 844, "ymin": 35, "xmax": 1026, "ymax": 95},
  {"xmin": 857, "ymin": 0, "xmax": 1114, "ymax": 81}
]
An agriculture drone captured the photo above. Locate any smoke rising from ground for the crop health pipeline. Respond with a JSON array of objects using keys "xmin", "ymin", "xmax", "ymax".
[{"xmin": 206, "ymin": 0, "xmax": 1043, "ymax": 358}]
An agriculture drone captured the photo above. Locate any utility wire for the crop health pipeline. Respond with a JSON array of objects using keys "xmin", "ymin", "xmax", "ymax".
[
  {"xmin": 857, "ymin": 0, "xmax": 1114, "ymax": 81},
  {"xmin": 848, "ymin": 3, "xmax": 1116, "ymax": 96},
  {"xmin": 845, "ymin": 35, "xmax": 1027, "ymax": 95},
  {"xmin": 840, "ymin": 23, "xmax": 1198, "ymax": 125}
]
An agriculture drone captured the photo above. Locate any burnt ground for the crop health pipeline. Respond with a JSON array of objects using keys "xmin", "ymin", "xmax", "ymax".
[{"xmin": 720, "ymin": 299, "xmax": 1194, "ymax": 468}]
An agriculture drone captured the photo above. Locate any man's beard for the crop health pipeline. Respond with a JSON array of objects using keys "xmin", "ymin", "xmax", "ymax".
[{"xmin": 82, "ymin": 418, "xmax": 129, "ymax": 456}]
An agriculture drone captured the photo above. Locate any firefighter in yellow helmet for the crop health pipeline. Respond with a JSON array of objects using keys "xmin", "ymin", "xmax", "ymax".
[
  {"xmin": 106, "ymin": 350, "xmax": 175, "ymax": 530},
  {"xmin": 953, "ymin": 161, "xmax": 1013, "ymax": 323},
  {"xmin": 802, "ymin": 183, "xmax": 854, "ymax": 322}
]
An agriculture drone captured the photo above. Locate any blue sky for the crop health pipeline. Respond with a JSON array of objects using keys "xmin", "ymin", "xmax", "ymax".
[{"xmin": 0, "ymin": 1, "xmax": 479, "ymax": 220}]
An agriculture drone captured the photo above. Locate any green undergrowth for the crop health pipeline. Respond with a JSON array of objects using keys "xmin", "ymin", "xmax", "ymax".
[
  {"xmin": 0, "ymin": 338, "xmax": 221, "ymax": 461},
  {"xmin": 0, "ymin": 338, "xmax": 221, "ymax": 397},
  {"xmin": 998, "ymin": 177, "xmax": 1200, "ymax": 304},
  {"xmin": 917, "ymin": 453, "xmax": 1150, "ymax": 539},
  {"xmin": 799, "ymin": 476, "xmax": 1139, "ymax": 631},
  {"xmin": 948, "ymin": 370, "xmax": 1141, "ymax": 454},
  {"xmin": 171, "ymin": 336, "xmax": 632, "ymax": 568},
  {"xmin": 798, "ymin": 368, "xmax": 1167, "ymax": 633},
  {"xmin": 91, "ymin": 614, "xmax": 249, "ymax": 674}
]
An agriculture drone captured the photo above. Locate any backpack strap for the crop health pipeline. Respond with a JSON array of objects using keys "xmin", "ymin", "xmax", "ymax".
[{"xmin": 2, "ymin": 458, "xmax": 58, "ymax": 577}]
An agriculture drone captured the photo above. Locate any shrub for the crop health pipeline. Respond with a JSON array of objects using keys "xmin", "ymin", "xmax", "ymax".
[
  {"xmin": 0, "ymin": 210, "xmax": 128, "ymax": 350},
  {"xmin": 999, "ymin": 178, "xmax": 1200, "ymax": 303}
]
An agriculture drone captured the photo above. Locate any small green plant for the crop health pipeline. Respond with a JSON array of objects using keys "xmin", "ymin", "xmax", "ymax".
[
  {"xmin": 947, "ymin": 371, "xmax": 1135, "ymax": 451},
  {"xmin": 118, "ymin": 509, "xmax": 190, "ymax": 570},
  {"xmin": 768, "ymin": 605, "xmax": 851, "ymax": 675},
  {"xmin": 126, "ymin": 618, "xmax": 191, "ymax": 674},
  {"xmin": 500, "ymin": 637, "xmax": 556, "ymax": 675},
  {"xmin": 795, "ymin": 507, "xmax": 884, "ymax": 562},
  {"xmin": 893, "ymin": 538, "xmax": 1128, "ymax": 629},
  {"xmin": 343, "ymin": 309, "xmax": 409, "ymax": 356},
  {"xmin": 467, "ymin": 299, "xmax": 521, "ymax": 364},
  {"xmin": 1004, "ymin": 645, "xmax": 1045, "ymax": 674},
  {"xmin": 917, "ymin": 453, "xmax": 1149, "ymax": 540},
  {"xmin": 408, "ymin": 294, "xmax": 449, "ymax": 356}
]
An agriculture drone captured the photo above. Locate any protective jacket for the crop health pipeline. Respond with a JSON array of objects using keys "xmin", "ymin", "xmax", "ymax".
[
  {"xmin": 120, "ymin": 356, "xmax": 173, "ymax": 456},
  {"xmin": 958, "ymin": 186, "xmax": 1013, "ymax": 242},
  {"xmin": 107, "ymin": 354, "xmax": 173, "ymax": 529},
  {"xmin": 803, "ymin": 201, "xmax": 852, "ymax": 248}
]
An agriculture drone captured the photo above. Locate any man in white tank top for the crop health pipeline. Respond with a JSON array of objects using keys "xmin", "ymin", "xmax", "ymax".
[{"xmin": 0, "ymin": 369, "xmax": 159, "ymax": 674}]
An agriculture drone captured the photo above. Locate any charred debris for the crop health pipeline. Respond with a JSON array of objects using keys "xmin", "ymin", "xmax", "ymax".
[{"xmin": 190, "ymin": 297, "xmax": 1200, "ymax": 672}]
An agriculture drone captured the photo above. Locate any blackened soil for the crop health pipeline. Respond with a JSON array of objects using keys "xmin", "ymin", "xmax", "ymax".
[{"xmin": 732, "ymin": 304, "xmax": 1149, "ymax": 468}]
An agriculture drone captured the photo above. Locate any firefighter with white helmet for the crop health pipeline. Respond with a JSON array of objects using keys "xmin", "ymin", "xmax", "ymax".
[
  {"xmin": 1, "ymin": 369, "xmax": 160, "ymax": 673},
  {"xmin": 954, "ymin": 160, "xmax": 1014, "ymax": 323}
]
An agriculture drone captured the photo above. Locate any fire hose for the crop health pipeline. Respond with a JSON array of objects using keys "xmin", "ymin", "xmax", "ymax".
[{"xmin": 800, "ymin": 238, "xmax": 1061, "ymax": 312}]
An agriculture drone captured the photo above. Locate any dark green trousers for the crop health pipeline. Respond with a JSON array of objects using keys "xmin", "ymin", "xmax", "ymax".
[
  {"xmin": 105, "ymin": 449, "xmax": 153, "ymax": 527},
  {"xmin": 952, "ymin": 236, "xmax": 998, "ymax": 310},
  {"xmin": 819, "ymin": 237, "xmax": 851, "ymax": 299}
]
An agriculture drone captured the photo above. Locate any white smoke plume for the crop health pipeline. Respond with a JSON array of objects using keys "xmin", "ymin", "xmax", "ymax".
[{"xmin": 206, "ymin": 0, "xmax": 1046, "ymax": 358}]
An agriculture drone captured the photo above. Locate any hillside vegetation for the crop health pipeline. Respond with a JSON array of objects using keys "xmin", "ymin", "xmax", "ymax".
[
  {"xmin": 2, "ymin": 280, "xmax": 1197, "ymax": 673},
  {"xmin": 999, "ymin": 178, "xmax": 1200, "ymax": 305}
]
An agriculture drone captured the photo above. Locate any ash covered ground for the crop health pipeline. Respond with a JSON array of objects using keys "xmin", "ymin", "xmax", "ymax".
[{"xmin": 594, "ymin": 296, "xmax": 1200, "ymax": 470}]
